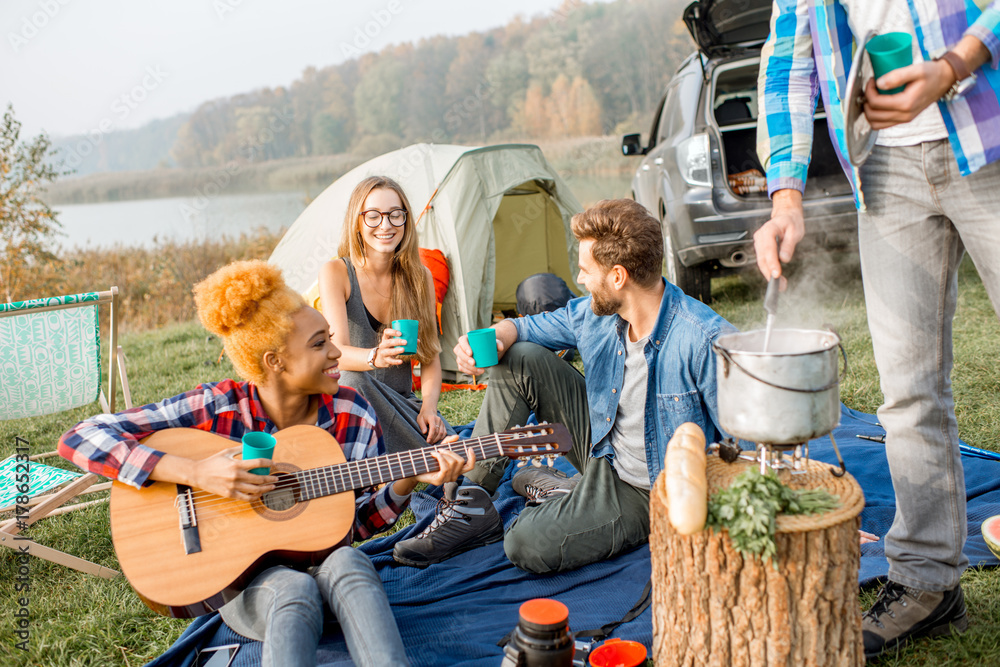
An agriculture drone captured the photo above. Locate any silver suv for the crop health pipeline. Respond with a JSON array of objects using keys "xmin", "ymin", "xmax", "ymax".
[{"xmin": 621, "ymin": 0, "xmax": 857, "ymax": 303}]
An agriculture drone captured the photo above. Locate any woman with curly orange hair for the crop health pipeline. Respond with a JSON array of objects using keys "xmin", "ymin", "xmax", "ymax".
[{"xmin": 59, "ymin": 260, "xmax": 472, "ymax": 667}]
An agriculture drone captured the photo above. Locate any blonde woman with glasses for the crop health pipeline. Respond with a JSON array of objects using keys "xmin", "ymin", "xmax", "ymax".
[{"xmin": 317, "ymin": 176, "xmax": 504, "ymax": 568}]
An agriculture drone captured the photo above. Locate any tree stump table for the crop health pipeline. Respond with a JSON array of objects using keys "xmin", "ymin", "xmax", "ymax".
[{"xmin": 649, "ymin": 456, "xmax": 866, "ymax": 666}]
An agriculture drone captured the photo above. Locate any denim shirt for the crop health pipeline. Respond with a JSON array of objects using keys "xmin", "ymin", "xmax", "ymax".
[{"xmin": 512, "ymin": 279, "xmax": 736, "ymax": 488}]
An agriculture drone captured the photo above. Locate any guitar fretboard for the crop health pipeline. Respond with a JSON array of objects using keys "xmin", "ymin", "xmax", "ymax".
[{"xmin": 292, "ymin": 435, "xmax": 507, "ymax": 501}]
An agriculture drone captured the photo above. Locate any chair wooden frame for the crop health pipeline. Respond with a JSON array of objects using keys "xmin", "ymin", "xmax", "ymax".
[{"xmin": 0, "ymin": 286, "xmax": 131, "ymax": 578}]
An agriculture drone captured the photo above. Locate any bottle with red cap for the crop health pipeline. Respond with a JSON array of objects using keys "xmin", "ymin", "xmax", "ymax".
[{"xmin": 500, "ymin": 598, "xmax": 575, "ymax": 666}]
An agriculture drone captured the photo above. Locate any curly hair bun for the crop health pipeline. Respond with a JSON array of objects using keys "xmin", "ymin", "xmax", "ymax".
[{"xmin": 194, "ymin": 260, "xmax": 287, "ymax": 337}]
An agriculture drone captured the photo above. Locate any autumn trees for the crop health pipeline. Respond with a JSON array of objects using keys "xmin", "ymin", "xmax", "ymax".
[{"xmin": 168, "ymin": 0, "xmax": 693, "ymax": 168}]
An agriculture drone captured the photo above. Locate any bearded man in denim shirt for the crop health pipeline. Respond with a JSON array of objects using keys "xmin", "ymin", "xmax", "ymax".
[{"xmin": 447, "ymin": 198, "xmax": 735, "ymax": 575}]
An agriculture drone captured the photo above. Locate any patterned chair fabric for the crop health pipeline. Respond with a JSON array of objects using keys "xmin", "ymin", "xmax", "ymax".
[
  {"xmin": 0, "ymin": 456, "xmax": 81, "ymax": 508},
  {"xmin": 0, "ymin": 292, "xmax": 102, "ymax": 420}
]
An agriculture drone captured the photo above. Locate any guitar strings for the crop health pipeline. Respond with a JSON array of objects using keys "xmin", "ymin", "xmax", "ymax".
[
  {"xmin": 186, "ymin": 433, "xmax": 552, "ymax": 508},
  {"xmin": 179, "ymin": 433, "xmax": 562, "ymax": 518}
]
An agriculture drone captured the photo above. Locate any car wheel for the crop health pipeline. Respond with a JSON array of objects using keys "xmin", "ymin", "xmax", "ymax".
[{"xmin": 663, "ymin": 223, "xmax": 712, "ymax": 304}]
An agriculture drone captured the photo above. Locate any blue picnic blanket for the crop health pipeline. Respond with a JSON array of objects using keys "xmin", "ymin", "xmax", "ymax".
[{"xmin": 148, "ymin": 405, "xmax": 1000, "ymax": 667}]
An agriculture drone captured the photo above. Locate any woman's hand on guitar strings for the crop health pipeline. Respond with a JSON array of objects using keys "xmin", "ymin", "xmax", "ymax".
[
  {"xmin": 415, "ymin": 438, "xmax": 475, "ymax": 486},
  {"xmin": 191, "ymin": 446, "xmax": 277, "ymax": 501}
]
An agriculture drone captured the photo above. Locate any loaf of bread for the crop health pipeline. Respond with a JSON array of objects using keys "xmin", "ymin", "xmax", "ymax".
[{"xmin": 666, "ymin": 422, "xmax": 708, "ymax": 535}]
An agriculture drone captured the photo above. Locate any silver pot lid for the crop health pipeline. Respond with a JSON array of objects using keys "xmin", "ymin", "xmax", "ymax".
[{"xmin": 843, "ymin": 30, "xmax": 879, "ymax": 166}]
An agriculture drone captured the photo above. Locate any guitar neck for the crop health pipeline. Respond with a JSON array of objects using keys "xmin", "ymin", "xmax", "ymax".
[{"xmin": 294, "ymin": 434, "xmax": 505, "ymax": 500}]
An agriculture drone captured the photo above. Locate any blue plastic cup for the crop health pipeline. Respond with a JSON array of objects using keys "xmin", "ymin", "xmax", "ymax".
[
  {"xmin": 391, "ymin": 319, "xmax": 418, "ymax": 355},
  {"xmin": 242, "ymin": 431, "xmax": 276, "ymax": 475},
  {"xmin": 866, "ymin": 32, "xmax": 913, "ymax": 94},
  {"xmin": 467, "ymin": 328, "xmax": 499, "ymax": 368}
]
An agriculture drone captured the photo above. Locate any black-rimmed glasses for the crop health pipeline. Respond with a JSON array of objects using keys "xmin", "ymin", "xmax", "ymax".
[{"xmin": 360, "ymin": 208, "xmax": 407, "ymax": 228}]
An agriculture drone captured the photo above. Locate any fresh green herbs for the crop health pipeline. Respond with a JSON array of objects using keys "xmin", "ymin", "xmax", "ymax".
[{"xmin": 706, "ymin": 469, "xmax": 840, "ymax": 563}]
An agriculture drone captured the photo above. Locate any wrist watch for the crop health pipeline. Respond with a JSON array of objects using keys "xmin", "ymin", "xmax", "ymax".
[
  {"xmin": 936, "ymin": 50, "xmax": 977, "ymax": 101},
  {"xmin": 366, "ymin": 347, "xmax": 378, "ymax": 370}
]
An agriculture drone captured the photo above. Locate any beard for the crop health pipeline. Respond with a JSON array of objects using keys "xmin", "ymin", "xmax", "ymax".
[{"xmin": 590, "ymin": 282, "xmax": 622, "ymax": 316}]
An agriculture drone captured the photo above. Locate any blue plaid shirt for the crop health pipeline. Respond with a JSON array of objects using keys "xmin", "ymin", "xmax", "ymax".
[{"xmin": 758, "ymin": 0, "xmax": 1000, "ymax": 204}]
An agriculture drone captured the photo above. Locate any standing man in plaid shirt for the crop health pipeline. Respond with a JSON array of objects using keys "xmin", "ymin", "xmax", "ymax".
[
  {"xmin": 59, "ymin": 260, "xmax": 472, "ymax": 667},
  {"xmin": 754, "ymin": 0, "xmax": 999, "ymax": 659}
]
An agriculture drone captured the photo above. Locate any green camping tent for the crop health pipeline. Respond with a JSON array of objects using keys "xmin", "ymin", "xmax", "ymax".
[{"xmin": 268, "ymin": 143, "xmax": 583, "ymax": 378}]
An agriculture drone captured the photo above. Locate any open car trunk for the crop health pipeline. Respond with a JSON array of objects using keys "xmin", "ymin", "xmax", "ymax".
[
  {"xmin": 684, "ymin": 0, "xmax": 771, "ymax": 55},
  {"xmin": 712, "ymin": 59, "xmax": 852, "ymax": 201}
]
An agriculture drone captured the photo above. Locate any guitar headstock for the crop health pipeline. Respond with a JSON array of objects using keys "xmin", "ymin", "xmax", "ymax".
[{"xmin": 498, "ymin": 423, "xmax": 572, "ymax": 462}]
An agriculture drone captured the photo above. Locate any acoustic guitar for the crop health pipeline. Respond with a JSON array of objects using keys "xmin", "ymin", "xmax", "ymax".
[{"xmin": 109, "ymin": 423, "xmax": 571, "ymax": 618}]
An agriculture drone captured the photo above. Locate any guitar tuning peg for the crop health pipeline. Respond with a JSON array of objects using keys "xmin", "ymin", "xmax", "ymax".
[
  {"xmin": 532, "ymin": 458, "xmax": 542, "ymax": 467},
  {"xmin": 516, "ymin": 460, "xmax": 527, "ymax": 468}
]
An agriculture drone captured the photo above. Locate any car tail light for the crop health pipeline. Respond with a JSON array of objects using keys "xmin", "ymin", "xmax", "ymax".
[{"xmin": 677, "ymin": 134, "xmax": 711, "ymax": 187}]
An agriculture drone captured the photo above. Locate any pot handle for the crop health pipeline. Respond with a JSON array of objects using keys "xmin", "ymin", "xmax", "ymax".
[
  {"xmin": 824, "ymin": 324, "xmax": 850, "ymax": 380},
  {"xmin": 712, "ymin": 343, "xmax": 848, "ymax": 394}
]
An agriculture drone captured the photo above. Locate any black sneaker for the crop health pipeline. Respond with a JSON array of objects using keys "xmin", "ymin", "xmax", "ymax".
[
  {"xmin": 862, "ymin": 580, "xmax": 968, "ymax": 661},
  {"xmin": 512, "ymin": 465, "xmax": 581, "ymax": 506},
  {"xmin": 392, "ymin": 483, "xmax": 503, "ymax": 568}
]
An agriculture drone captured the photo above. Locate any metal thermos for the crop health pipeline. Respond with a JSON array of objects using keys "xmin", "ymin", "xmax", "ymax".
[{"xmin": 500, "ymin": 598, "xmax": 575, "ymax": 666}]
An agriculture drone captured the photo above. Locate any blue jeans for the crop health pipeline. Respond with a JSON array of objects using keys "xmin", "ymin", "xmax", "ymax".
[
  {"xmin": 858, "ymin": 140, "xmax": 1000, "ymax": 591},
  {"xmin": 219, "ymin": 548, "xmax": 409, "ymax": 667}
]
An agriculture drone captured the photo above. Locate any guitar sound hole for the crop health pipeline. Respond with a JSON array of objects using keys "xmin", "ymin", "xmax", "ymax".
[{"xmin": 261, "ymin": 473, "xmax": 299, "ymax": 512}]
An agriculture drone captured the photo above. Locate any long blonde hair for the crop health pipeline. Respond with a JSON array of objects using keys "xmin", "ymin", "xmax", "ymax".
[{"xmin": 338, "ymin": 175, "xmax": 440, "ymax": 365}]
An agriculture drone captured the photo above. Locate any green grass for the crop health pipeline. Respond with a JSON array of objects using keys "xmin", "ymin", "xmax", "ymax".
[{"xmin": 2, "ymin": 256, "xmax": 999, "ymax": 665}]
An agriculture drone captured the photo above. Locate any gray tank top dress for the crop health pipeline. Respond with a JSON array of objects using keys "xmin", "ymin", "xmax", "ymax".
[{"xmin": 338, "ymin": 258, "xmax": 455, "ymax": 453}]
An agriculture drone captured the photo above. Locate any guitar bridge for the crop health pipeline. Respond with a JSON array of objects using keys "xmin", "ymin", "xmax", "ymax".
[{"xmin": 175, "ymin": 485, "xmax": 202, "ymax": 555}]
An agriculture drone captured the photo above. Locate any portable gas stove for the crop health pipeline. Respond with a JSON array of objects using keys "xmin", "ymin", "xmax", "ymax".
[{"xmin": 714, "ymin": 435, "xmax": 846, "ymax": 477}]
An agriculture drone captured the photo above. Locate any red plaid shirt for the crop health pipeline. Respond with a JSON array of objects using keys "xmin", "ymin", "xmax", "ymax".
[{"xmin": 58, "ymin": 379, "xmax": 405, "ymax": 539}]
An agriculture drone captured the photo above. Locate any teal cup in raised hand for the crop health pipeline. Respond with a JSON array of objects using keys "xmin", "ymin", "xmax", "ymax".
[
  {"xmin": 866, "ymin": 32, "xmax": 913, "ymax": 94},
  {"xmin": 391, "ymin": 319, "xmax": 419, "ymax": 355},
  {"xmin": 242, "ymin": 431, "xmax": 276, "ymax": 475},
  {"xmin": 467, "ymin": 328, "xmax": 499, "ymax": 368}
]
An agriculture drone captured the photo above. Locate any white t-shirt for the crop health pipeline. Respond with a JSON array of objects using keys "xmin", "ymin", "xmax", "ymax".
[
  {"xmin": 841, "ymin": 0, "xmax": 950, "ymax": 146},
  {"xmin": 607, "ymin": 333, "xmax": 652, "ymax": 490}
]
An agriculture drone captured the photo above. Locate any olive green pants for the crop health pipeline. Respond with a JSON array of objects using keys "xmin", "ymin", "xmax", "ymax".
[{"xmin": 465, "ymin": 342, "xmax": 651, "ymax": 574}]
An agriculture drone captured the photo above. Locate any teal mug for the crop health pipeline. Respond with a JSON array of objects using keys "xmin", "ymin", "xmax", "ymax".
[
  {"xmin": 467, "ymin": 328, "xmax": 499, "ymax": 368},
  {"xmin": 242, "ymin": 431, "xmax": 276, "ymax": 475},
  {"xmin": 391, "ymin": 319, "xmax": 418, "ymax": 355},
  {"xmin": 866, "ymin": 32, "xmax": 913, "ymax": 95}
]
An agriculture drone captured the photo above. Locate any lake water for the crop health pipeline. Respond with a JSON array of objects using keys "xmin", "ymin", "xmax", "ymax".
[
  {"xmin": 54, "ymin": 192, "xmax": 310, "ymax": 250},
  {"xmin": 53, "ymin": 173, "xmax": 633, "ymax": 249}
]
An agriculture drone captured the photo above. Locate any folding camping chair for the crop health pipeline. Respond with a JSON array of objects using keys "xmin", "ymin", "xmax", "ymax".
[{"xmin": 0, "ymin": 287, "xmax": 132, "ymax": 578}]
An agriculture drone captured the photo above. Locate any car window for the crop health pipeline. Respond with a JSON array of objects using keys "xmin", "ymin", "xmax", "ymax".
[
  {"xmin": 657, "ymin": 72, "xmax": 700, "ymax": 145},
  {"xmin": 657, "ymin": 85, "xmax": 679, "ymax": 144},
  {"xmin": 675, "ymin": 72, "xmax": 701, "ymax": 136},
  {"xmin": 646, "ymin": 94, "xmax": 666, "ymax": 150}
]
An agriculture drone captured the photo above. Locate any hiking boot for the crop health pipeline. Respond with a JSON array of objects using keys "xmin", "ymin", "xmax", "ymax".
[
  {"xmin": 392, "ymin": 483, "xmax": 503, "ymax": 568},
  {"xmin": 512, "ymin": 465, "xmax": 581, "ymax": 506},
  {"xmin": 862, "ymin": 580, "xmax": 968, "ymax": 660}
]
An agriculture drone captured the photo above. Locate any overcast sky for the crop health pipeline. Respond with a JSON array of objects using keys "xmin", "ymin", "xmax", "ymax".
[{"xmin": 1, "ymin": 0, "xmax": 578, "ymax": 139}]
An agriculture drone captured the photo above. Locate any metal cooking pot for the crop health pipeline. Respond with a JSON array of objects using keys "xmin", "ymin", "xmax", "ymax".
[{"xmin": 712, "ymin": 329, "xmax": 845, "ymax": 445}]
